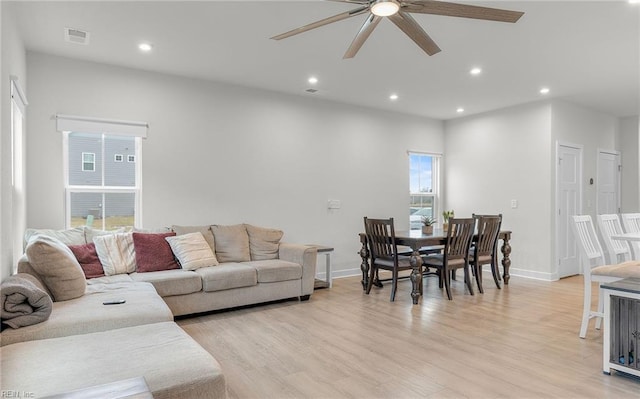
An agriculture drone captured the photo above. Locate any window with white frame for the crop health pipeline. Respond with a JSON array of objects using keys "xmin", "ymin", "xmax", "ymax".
[
  {"xmin": 409, "ymin": 152, "xmax": 440, "ymax": 230},
  {"xmin": 82, "ymin": 152, "xmax": 96, "ymax": 171},
  {"xmin": 59, "ymin": 115, "xmax": 147, "ymax": 231},
  {"xmin": 11, "ymin": 77, "xmax": 28, "ymax": 273}
]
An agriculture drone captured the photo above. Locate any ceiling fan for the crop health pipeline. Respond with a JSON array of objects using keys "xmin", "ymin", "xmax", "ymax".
[{"xmin": 271, "ymin": 0, "xmax": 524, "ymax": 59}]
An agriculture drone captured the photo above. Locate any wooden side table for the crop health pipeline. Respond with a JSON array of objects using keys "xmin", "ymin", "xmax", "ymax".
[{"xmin": 307, "ymin": 245, "xmax": 334, "ymax": 289}]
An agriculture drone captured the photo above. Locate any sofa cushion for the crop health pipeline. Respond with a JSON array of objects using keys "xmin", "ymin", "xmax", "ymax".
[
  {"xmin": 132, "ymin": 232, "xmax": 180, "ymax": 273},
  {"xmin": 68, "ymin": 242, "xmax": 105, "ymax": 279},
  {"xmin": 165, "ymin": 232, "xmax": 219, "ymax": 270},
  {"xmin": 25, "ymin": 235, "xmax": 87, "ymax": 302},
  {"xmin": 171, "ymin": 225, "xmax": 216, "ymax": 252},
  {"xmin": 245, "ymin": 224, "xmax": 283, "ymax": 261},
  {"xmin": 0, "ymin": 282, "xmax": 172, "ymax": 346},
  {"xmin": 84, "ymin": 226, "xmax": 125, "ymax": 243},
  {"xmin": 0, "ymin": 322, "xmax": 227, "ymax": 399},
  {"xmin": 86, "ymin": 274, "xmax": 134, "ymax": 285},
  {"xmin": 196, "ymin": 263, "xmax": 257, "ymax": 292},
  {"xmin": 130, "ymin": 270, "xmax": 202, "ymax": 297},
  {"xmin": 243, "ymin": 260, "xmax": 302, "ymax": 283},
  {"xmin": 211, "ymin": 224, "xmax": 251, "ymax": 263},
  {"xmin": 23, "ymin": 226, "xmax": 86, "ymax": 249},
  {"xmin": 93, "ymin": 232, "xmax": 137, "ymax": 275}
]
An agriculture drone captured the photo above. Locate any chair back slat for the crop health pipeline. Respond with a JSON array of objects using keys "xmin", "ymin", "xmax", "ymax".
[
  {"xmin": 445, "ymin": 218, "xmax": 475, "ymax": 260},
  {"xmin": 596, "ymin": 214, "xmax": 631, "ymax": 263},
  {"xmin": 473, "ymin": 214, "xmax": 502, "ymax": 256},
  {"xmin": 571, "ymin": 215, "xmax": 606, "ymax": 270},
  {"xmin": 621, "ymin": 213, "xmax": 640, "ymax": 260},
  {"xmin": 364, "ymin": 217, "xmax": 397, "ymax": 260}
]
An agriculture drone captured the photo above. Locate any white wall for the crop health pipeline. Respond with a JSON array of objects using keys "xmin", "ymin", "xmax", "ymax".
[
  {"xmin": 444, "ymin": 101, "xmax": 553, "ymax": 279},
  {"xmin": 619, "ymin": 116, "xmax": 640, "ymax": 212},
  {"xmin": 1, "ymin": 3, "xmax": 28, "ymax": 282},
  {"xmin": 25, "ymin": 52, "xmax": 444, "ymax": 278},
  {"xmin": 551, "ymin": 100, "xmax": 621, "ymax": 218}
]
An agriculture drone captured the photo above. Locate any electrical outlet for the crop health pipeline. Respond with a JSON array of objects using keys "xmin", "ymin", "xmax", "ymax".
[
  {"xmin": 511, "ymin": 199, "xmax": 518, "ymax": 209},
  {"xmin": 327, "ymin": 200, "xmax": 341, "ymax": 209}
]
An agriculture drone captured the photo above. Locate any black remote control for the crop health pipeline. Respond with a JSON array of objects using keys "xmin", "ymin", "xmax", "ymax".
[{"xmin": 103, "ymin": 299, "xmax": 126, "ymax": 305}]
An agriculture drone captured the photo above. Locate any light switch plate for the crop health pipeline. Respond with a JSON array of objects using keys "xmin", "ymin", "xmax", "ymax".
[{"xmin": 328, "ymin": 199, "xmax": 341, "ymax": 209}]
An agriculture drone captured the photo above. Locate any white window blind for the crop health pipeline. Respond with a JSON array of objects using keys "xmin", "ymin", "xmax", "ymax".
[{"xmin": 56, "ymin": 114, "xmax": 148, "ymax": 138}]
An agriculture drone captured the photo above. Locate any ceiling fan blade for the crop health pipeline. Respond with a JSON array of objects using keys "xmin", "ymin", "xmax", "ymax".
[
  {"xmin": 326, "ymin": 0, "xmax": 371, "ymax": 4},
  {"xmin": 271, "ymin": 5, "xmax": 369, "ymax": 40},
  {"xmin": 343, "ymin": 13, "xmax": 382, "ymax": 59},
  {"xmin": 389, "ymin": 12, "xmax": 441, "ymax": 56},
  {"xmin": 403, "ymin": 0, "xmax": 524, "ymax": 23}
]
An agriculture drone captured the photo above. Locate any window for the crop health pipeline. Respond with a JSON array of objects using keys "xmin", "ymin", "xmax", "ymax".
[
  {"xmin": 127, "ymin": 155, "xmax": 136, "ymax": 163},
  {"xmin": 409, "ymin": 152, "xmax": 440, "ymax": 230},
  {"xmin": 58, "ymin": 114, "xmax": 147, "ymax": 231},
  {"xmin": 11, "ymin": 77, "xmax": 28, "ymax": 273},
  {"xmin": 82, "ymin": 152, "xmax": 96, "ymax": 171}
]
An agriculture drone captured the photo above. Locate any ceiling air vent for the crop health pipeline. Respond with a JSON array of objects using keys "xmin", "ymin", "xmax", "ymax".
[
  {"xmin": 64, "ymin": 27, "xmax": 90, "ymax": 45},
  {"xmin": 305, "ymin": 88, "xmax": 318, "ymax": 94}
]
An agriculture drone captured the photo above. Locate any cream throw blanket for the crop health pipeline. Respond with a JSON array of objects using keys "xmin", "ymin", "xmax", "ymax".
[{"xmin": 1, "ymin": 273, "xmax": 53, "ymax": 328}]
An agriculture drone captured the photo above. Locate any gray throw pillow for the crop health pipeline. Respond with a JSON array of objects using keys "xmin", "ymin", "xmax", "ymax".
[
  {"xmin": 25, "ymin": 235, "xmax": 87, "ymax": 302},
  {"xmin": 211, "ymin": 224, "xmax": 251, "ymax": 263},
  {"xmin": 245, "ymin": 224, "xmax": 283, "ymax": 260},
  {"xmin": 171, "ymin": 225, "xmax": 216, "ymax": 251}
]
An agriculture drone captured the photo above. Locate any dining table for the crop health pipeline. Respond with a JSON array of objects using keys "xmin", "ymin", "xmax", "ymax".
[
  {"xmin": 610, "ymin": 232, "xmax": 640, "ymax": 242},
  {"xmin": 358, "ymin": 229, "xmax": 513, "ymax": 304}
]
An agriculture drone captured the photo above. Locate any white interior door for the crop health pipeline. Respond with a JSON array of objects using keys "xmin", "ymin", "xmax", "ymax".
[
  {"xmin": 557, "ymin": 144, "xmax": 582, "ymax": 278},
  {"xmin": 597, "ymin": 151, "xmax": 621, "ymax": 214}
]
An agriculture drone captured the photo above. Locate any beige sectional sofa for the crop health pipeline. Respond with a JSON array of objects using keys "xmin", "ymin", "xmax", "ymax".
[{"xmin": 1, "ymin": 223, "xmax": 317, "ymax": 398}]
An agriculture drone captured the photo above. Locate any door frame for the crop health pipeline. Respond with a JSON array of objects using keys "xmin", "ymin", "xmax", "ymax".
[
  {"xmin": 596, "ymin": 149, "xmax": 621, "ymax": 214},
  {"xmin": 555, "ymin": 141, "xmax": 583, "ymax": 279}
]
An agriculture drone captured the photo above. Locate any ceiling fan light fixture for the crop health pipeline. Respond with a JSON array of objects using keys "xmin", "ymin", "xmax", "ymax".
[{"xmin": 371, "ymin": 0, "xmax": 400, "ymax": 17}]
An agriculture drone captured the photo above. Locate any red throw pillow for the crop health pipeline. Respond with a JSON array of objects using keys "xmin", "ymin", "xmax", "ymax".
[
  {"xmin": 132, "ymin": 232, "xmax": 179, "ymax": 273},
  {"xmin": 68, "ymin": 242, "xmax": 105, "ymax": 279}
]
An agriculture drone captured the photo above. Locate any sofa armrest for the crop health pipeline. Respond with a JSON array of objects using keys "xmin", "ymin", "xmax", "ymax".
[
  {"xmin": 16, "ymin": 254, "xmax": 53, "ymax": 298},
  {"xmin": 278, "ymin": 243, "xmax": 317, "ymax": 296}
]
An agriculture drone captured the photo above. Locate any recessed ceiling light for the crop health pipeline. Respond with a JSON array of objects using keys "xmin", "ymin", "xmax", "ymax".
[
  {"xmin": 308, "ymin": 76, "xmax": 318, "ymax": 85},
  {"xmin": 540, "ymin": 87, "xmax": 550, "ymax": 94},
  {"xmin": 629, "ymin": 0, "xmax": 639, "ymax": 4},
  {"xmin": 470, "ymin": 67, "xmax": 482, "ymax": 75},
  {"xmin": 456, "ymin": 107, "xmax": 465, "ymax": 113},
  {"xmin": 138, "ymin": 43, "xmax": 153, "ymax": 52},
  {"xmin": 389, "ymin": 94, "xmax": 399, "ymax": 101}
]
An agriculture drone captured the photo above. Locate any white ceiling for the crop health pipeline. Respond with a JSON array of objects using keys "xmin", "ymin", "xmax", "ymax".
[{"xmin": 8, "ymin": 0, "xmax": 640, "ymax": 120}]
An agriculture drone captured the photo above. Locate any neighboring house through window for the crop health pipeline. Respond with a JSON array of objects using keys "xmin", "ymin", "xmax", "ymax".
[
  {"xmin": 82, "ymin": 152, "xmax": 95, "ymax": 171},
  {"xmin": 58, "ymin": 115, "xmax": 147, "ymax": 230},
  {"xmin": 409, "ymin": 152, "xmax": 441, "ymax": 230}
]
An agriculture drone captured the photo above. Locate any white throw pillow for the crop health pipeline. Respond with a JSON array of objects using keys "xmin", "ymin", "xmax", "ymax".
[
  {"xmin": 93, "ymin": 232, "xmax": 136, "ymax": 275},
  {"xmin": 165, "ymin": 232, "xmax": 219, "ymax": 271}
]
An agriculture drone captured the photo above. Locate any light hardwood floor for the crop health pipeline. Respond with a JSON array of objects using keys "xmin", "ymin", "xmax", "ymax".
[{"xmin": 177, "ymin": 273, "xmax": 639, "ymax": 398}]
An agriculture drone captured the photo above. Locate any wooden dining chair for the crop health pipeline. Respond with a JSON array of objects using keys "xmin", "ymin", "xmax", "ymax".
[
  {"xmin": 620, "ymin": 213, "xmax": 640, "ymax": 260},
  {"xmin": 469, "ymin": 214, "xmax": 502, "ymax": 293},
  {"xmin": 596, "ymin": 214, "xmax": 632, "ymax": 264},
  {"xmin": 571, "ymin": 215, "xmax": 640, "ymax": 338},
  {"xmin": 363, "ymin": 217, "xmax": 413, "ymax": 302},
  {"xmin": 422, "ymin": 218, "xmax": 476, "ymax": 300}
]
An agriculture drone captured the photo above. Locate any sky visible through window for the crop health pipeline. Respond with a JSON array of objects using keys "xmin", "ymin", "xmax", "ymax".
[{"xmin": 409, "ymin": 153, "xmax": 432, "ymax": 193}]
